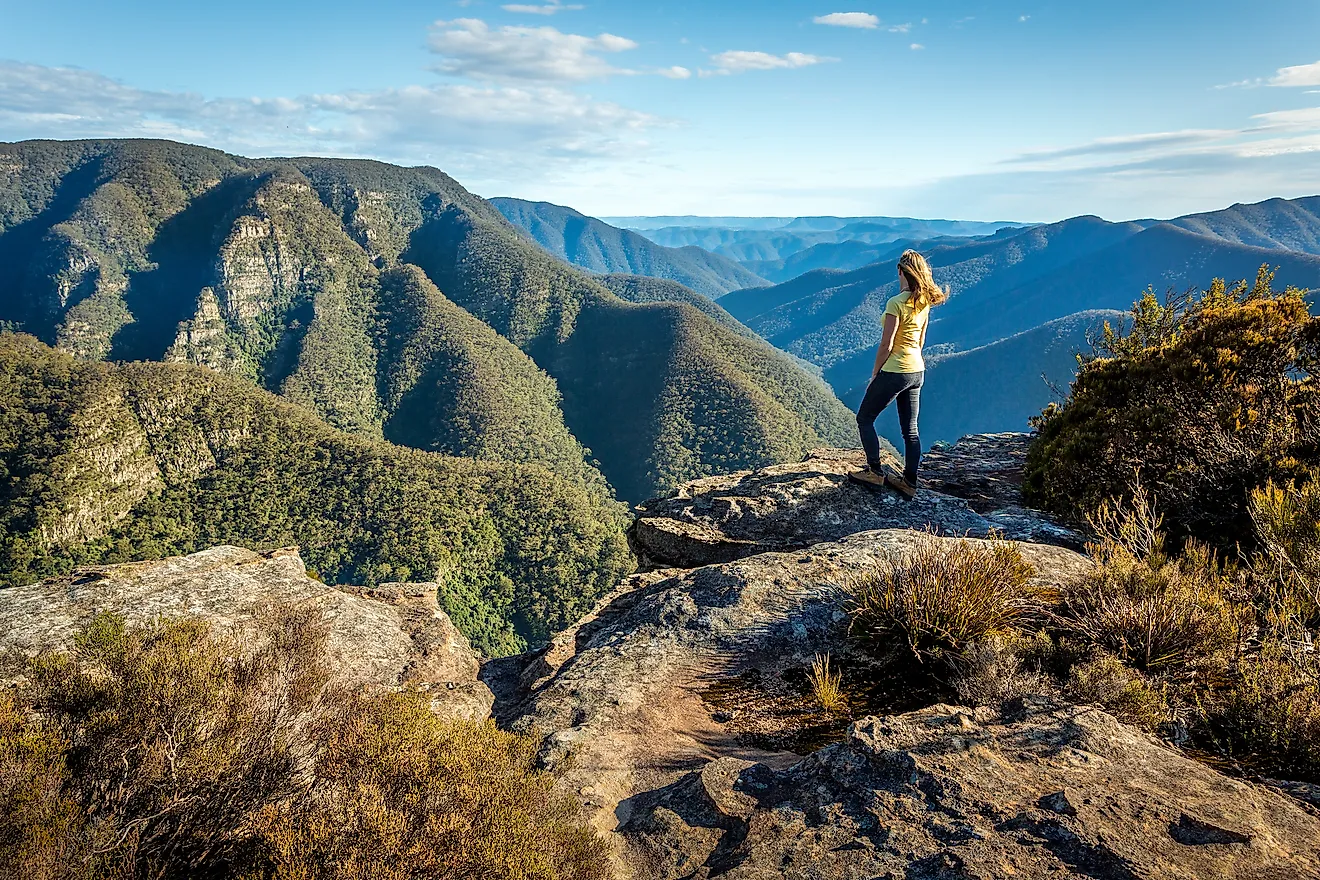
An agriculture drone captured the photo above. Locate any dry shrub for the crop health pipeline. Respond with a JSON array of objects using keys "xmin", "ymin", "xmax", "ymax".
[
  {"xmin": 23, "ymin": 608, "xmax": 329, "ymax": 877},
  {"xmin": 1193, "ymin": 644, "xmax": 1320, "ymax": 782},
  {"xmin": 1251, "ymin": 476, "xmax": 1320, "ymax": 627},
  {"xmin": 1059, "ymin": 492, "xmax": 1245, "ymax": 670},
  {"xmin": 951, "ymin": 631, "xmax": 1054, "ymax": 708},
  {"xmin": 1, "ymin": 612, "xmax": 611, "ymax": 880},
  {"xmin": 848, "ymin": 534, "xmax": 1037, "ymax": 664},
  {"xmin": 1065, "ymin": 655, "xmax": 1169, "ymax": 730},
  {"xmin": 808, "ymin": 653, "xmax": 846, "ymax": 714},
  {"xmin": 253, "ymin": 689, "xmax": 610, "ymax": 880},
  {"xmin": 0, "ymin": 694, "xmax": 86, "ymax": 880}
]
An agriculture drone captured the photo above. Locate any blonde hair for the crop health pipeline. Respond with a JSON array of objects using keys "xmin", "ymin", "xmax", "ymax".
[{"xmin": 897, "ymin": 249, "xmax": 949, "ymax": 311}]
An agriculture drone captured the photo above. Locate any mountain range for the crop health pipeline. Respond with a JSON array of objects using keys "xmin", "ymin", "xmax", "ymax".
[
  {"xmin": 491, "ymin": 197, "xmax": 766, "ymax": 297},
  {"xmin": 0, "ymin": 139, "xmax": 857, "ymax": 507},
  {"xmin": 711, "ymin": 200, "xmax": 1320, "ymax": 447},
  {"xmin": 0, "ymin": 138, "xmax": 866, "ymax": 653}
]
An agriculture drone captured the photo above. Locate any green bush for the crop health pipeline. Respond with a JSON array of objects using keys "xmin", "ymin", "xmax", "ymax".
[
  {"xmin": 847, "ymin": 534, "xmax": 1036, "ymax": 664},
  {"xmin": 0, "ymin": 613, "xmax": 611, "ymax": 880},
  {"xmin": 1025, "ymin": 268, "xmax": 1320, "ymax": 547}
]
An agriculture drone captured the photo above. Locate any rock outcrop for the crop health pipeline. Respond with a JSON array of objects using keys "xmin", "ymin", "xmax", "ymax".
[
  {"xmin": 0, "ymin": 545, "xmax": 492, "ymax": 721},
  {"xmin": 629, "ymin": 435, "xmax": 1082, "ymax": 570},
  {"xmin": 491, "ymin": 433, "xmax": 1320, "ymax": 878},
  {"xmin": 623, "ymin": 701, "xmax": 1320, "ymax": 879}
]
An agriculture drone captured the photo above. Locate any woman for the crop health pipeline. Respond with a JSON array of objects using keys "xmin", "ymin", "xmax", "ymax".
[{"xmin": 850, "ymin": 249, "xmax": 948, "ymax": 498}]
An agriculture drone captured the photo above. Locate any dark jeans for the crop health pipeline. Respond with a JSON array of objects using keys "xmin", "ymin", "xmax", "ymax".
[{"xmin": 856, "ymin": 370, "xmax": 924, "ymax": 485}]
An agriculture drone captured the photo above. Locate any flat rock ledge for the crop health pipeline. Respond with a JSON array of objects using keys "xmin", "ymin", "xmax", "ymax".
[
  {"xmin": 630, "ymin": 434, "xmax": 1082, "ymax": 570},
  {"xmin": 0, "ymin": 545, "xmax": 492, "ymax": 721}
]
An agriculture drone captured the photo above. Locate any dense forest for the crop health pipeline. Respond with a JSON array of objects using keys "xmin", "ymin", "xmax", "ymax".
[
  {"xmin": 0, "ymin": 333, "xmax": 633, "ymax": 655},
  {"xmin": 0, "ymin": 138, "xmax": 857, "ymax": 504}
]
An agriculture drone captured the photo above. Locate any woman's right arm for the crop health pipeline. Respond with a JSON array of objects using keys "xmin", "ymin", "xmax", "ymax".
[{"xmin": 873, "ymin": 314, "xmax": 898, "ymax": 379}]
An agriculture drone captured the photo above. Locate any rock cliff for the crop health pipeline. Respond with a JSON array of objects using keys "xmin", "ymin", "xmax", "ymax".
[{"xmin": 493, "ymin": 433, "xmax": 1320, "ymax": 878}]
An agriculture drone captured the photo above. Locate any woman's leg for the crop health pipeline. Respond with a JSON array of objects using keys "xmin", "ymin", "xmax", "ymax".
[
  {"xmin": 856, "ymin": 372, "xmax": 903, "ymax": 469},
  {"xmin": 894, "ymin": 372, "xmax": 924, "ymax": 485}
]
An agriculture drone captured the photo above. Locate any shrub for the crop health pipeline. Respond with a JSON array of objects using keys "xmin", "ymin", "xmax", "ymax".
[
  {"xmin": 1025, "ymin": 268, "xmax": 1320, "ymax": 547},
  {"xmin": 1192, "ymin": 644, "xmax": 1320, "ymax": 782},
  {"xmin": 951, "ymin": 632, "xmax": 1053, "ymax": 708},
  {"xmin": 847, "ymin": 534, "xmax": 1036, "ymax": 664},
  {"xmin": 22, "ymin": 609, "xmax": 331, "ymax": 876},
  {"xmin": 0, "ymin": 695, "xmax": 87, "ymax": 880},
  {"xmin": 1250, "ymin": 475, "xmax": 1320, "ymax": 627},
  {"xmin": 1, "ymin": 613, "xmax": 611, "ymax": 880},
  {"xmin": 1058, "ymin": 538, "xmax": 1244, "ymax": 670},
  {"xmin": 808, "ymin": 653, "xmax": 846, "ymax": 714},
  {"xmin": 1065, "ymin": 655, "xmax": 1169, "ymax": 729},
  {"xmin": 253, "ymin": 690, "xmax": 611, "ymax": 880}
]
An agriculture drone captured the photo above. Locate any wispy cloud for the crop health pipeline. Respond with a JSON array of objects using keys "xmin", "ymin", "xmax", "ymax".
[
  {"xmin": 501, "ymin": 1, "xmax": 584, "ymax": 14},
  {"xmin": 428, "ymin": 18, "xmax": 637, "ymax": 82},
  {"xmin": 702, "ymin": 50, "xmax": 833, "ymax": 76},
  {"xmin": 1272, "ymin": 60, "xmax": 1320, "ymax": 88},
  {"xmin": 1003, "ymin": 130, "xmax": 1237, "ymax": 164},
  {"xmin": 657, "ymin": 66, "xmax": 692, "ymax": 80},
  {"xmin": 813, "ymin": 12, "xmax": 879, "ymax": 29},
  {"xmin": 910, "ymin": 43, "xmax": 924, "ymax": 51},
  {"xmin": 0, "ymin": 60, "xmax": 658, "ymax": 182}
]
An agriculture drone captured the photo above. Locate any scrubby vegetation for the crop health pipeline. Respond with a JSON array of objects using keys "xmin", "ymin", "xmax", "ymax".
[
  {"xmin": 847, "ymin": 534, "xmax": 1037, "ymax": 664},
  {"xmin": 0, "ymin": 334, "xmax": 632, "ymax": 655},
  {"xmin": 0, "ymin": 612, "xmax": 609, "ymax": 879},
  {"xmin": 1024, "ymin": 267, "xmax": 1320, "ymax": 547},
  {"xmin": 836, "ymin": 479, "xmax": 1320, "ymax": 782}
]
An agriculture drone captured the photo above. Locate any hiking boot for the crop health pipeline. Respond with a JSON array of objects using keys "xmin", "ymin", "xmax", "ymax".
[
  {"xmin": 848, "ymin": 465, "xmax": 886, "ymax": 487},
  {"xmin": 885, "ymin": 469, "xmax": 917, "ymax": 499}
]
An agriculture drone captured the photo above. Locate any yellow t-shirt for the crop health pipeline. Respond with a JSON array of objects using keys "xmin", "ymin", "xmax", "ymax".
[{"xmin": 881, "ymin": 293, "xmax": 929, "ymax": 373}]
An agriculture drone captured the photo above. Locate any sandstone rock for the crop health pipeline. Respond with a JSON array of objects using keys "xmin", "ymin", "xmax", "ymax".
[
  {"xmin": 621, "ymin": 700, "xmax": 1320, "ymax": 879},
  {"xmin": 493, "ymin": 528, "xmax": 1091, "ymax": 851},
  {"xmin": 629, "ymin": 435, "xmax": 1082, "ymax": 570},
  {"xmin": 0, "ymin": 545, "xmax": 491, "ymax": 721}
]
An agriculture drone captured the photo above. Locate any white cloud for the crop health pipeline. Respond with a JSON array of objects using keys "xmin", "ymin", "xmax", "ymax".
[
  {"xmin": 887, "ymin": 23, "xmax": 912, "ymax": 33},
  {"xmin": 704, "ymin": 51, "xmax": 832, "ymax": 75},
  {"xmin": 1252, "ymin": 106, "xmax": 1320, "ymax": 129},
  {"xmin": 1019, "ymin": 15, "xmax": 1030, "ymax": 22},
  {"xmin": 0, "ymin": 60, "xmax": 657, "ymax": 182},
  {"xmin": 910, "ymin": 43, "xmax": 924, "ymax": 50},
  {"xmin": 1271, "ymin": 60, "xmax": 1320, "ymax": 88},
  {"xmin": 501, "ymin": 1, "xmax": 584, "ymax": 14},
  {"xmin": 657, "ymin": 66, "xmax": 692, "ymax": 79},
  {"xmin": 813, "ymin": 12, "xmax": 878, "ymax": 29},
  {"xmin": 427, "ymin": 18, "xmax": 637, "ymax": 82}
]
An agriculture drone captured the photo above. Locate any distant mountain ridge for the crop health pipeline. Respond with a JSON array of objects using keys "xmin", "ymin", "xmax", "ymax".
[
  {"xmin": 491, "ymin": 197, "xmax": 767, "ymax": 297},
  {"xmin": 717, "ymin": 197, "xmax": 1320, "ymax": 443}
]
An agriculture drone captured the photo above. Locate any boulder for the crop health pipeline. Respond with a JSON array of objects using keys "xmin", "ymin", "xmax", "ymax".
[
  {"xmin": 629, "ymin": 435, "xmax": 1082, "ymax": 570},
  {"xmin": 0, "ymin": 545, "xmax": 492, "ymax": 721},
  {"xmin": 622, "ymin": 700, "xmax": 1320, "ymax": 879}
]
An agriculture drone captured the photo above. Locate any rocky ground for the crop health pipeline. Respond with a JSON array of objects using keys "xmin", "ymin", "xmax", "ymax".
[
  {"xmin": 499, "ymin": 434, "xmax": 1320, "ymax": 879},
  {"xmin": 4, "ymin": 433, "xmax": 1319, "ymax": 878}
]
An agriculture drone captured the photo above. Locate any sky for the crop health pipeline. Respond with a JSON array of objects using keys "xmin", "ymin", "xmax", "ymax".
[{"xmin": 1, "ymin": 1, "xmax": 1319, "ymax": 221}]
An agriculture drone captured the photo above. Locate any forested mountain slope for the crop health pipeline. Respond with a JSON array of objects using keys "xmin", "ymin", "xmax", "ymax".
[
  {"xmin": 0, "ymin": 333, "xmax": 632, "ymax": 656},
  {"xmin": 0, "ymin": 139, "xmax": 857, "ymax": 503},
  {"xmin": 491, "ymin": 197, "xmax": 766, "ymax": 297}
]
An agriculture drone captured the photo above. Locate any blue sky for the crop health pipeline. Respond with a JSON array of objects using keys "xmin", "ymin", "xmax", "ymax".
[{"xmin": 2, "ymin": 0, "xmax": 1319, "ymax": 220}]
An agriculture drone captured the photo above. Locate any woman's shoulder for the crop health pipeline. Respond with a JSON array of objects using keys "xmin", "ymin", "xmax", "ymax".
[{"xmin": 885, "ymin": 292, "xmax": 914, "ymax": 311}]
